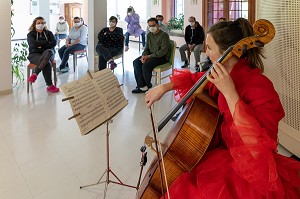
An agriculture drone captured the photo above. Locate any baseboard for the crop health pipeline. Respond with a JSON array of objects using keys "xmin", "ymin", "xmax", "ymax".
[
  {"xmin": 278, "ymin": 121, "xmax": 300, "ymax": 157},
  {"xmin": 0, "ymin": 88, "xmax": 12, "ymax": 95}
]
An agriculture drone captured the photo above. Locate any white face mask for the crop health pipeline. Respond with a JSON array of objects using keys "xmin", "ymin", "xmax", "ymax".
[
  {"xmin": 59, "ymin": 20, "xmax": 64, "ymax": 23},
  {"xmin": 109, "ymin": 22, "xmax": 116, "ymax": 27},
  {"xmin": 149, "ymin": 26, "xmax": 157, "ymax": 33},
  {"xmin": 190, "ymin": 22, "xmax": 195, "ymax": 27},
  {"xmin": 74, "ymin": 22, "xmax": 81, "ymax": 27},
  {"xmin": 35, "ymin": 24, "xmax": 44, "ymax": 30}
]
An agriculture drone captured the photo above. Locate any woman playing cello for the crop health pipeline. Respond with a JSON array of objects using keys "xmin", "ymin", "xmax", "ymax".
[{"xmin": 145, "ymin": 18, "xmax": 300, "ymax": 198}]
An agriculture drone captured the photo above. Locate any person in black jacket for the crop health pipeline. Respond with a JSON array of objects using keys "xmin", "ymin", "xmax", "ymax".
[
  {"xmin": 179, "ymin": 16, "xmax": 205, "ymax": 69},
  {"xmin": 27, "ymin": 16, "xmax": 59, "ymax": 93},
  {"xmin": 96, "ymin": 16, "xmax": 123, "ymax": 71}
]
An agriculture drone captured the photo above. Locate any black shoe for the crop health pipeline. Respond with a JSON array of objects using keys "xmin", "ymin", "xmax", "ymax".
[
  {"xmin": 195, "ymin": 65, "xmax": 200, "ymax": 72},
  {"xmin": 171, "ymin": 112, "xmax": 181, "ymax": 122},
  {"xmin": 132, "ymin": 87, "xmax": 147, "ymax": 94},
  {"xmin": 181, "ymin": 61, "xmax": 188, "ymax": 68}
]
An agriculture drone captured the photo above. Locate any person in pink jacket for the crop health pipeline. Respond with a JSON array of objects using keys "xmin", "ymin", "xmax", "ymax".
[{"xmin": 124, "ymin": 6, "xmax": 145, "ymax": 51}]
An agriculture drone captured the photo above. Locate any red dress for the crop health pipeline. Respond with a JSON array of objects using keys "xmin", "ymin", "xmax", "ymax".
[{"xmin": 161, "ymin": 59, "xmax": 300, "ymax": 199}]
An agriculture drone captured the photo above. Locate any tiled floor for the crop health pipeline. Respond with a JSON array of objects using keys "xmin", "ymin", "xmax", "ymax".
[{"xmin": 1, "ymin": 42, "xmax": 293, "ymax": 199}]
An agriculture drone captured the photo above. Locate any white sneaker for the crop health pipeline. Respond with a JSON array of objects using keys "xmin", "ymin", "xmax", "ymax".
[{"xmin": 125, "ymin": 46, "xmax": 129, "ymax": 52}]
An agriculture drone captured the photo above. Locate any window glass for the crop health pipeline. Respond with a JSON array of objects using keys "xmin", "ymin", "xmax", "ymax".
[
  {"xmin": 107, "ymin": 0, "xmax": 149, "ymax": 22},
  {"xmin": 175, "ymin": 0, "xmax": 184, "ymax": 18}
]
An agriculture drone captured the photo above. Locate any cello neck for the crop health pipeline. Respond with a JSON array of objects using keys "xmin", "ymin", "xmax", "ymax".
[{"xmin": 157, "ymin": 46, "xmax": 234, "ymax": 132}]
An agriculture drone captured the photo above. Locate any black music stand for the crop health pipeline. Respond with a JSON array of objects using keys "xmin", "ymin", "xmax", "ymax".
[{"xmin": 80, "ymin": 119, "xmax": 138, "ymax": 198}]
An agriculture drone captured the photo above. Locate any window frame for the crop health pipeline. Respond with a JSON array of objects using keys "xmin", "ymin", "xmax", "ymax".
[{"xmin": 202, "ymin": 0, "xmax": 256, "ymax": 29}]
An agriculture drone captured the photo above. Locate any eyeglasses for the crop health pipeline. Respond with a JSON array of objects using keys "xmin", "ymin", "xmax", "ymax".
[{"xmin": 148, "ymin": 25, "xmax": 156, "ymax": 27}]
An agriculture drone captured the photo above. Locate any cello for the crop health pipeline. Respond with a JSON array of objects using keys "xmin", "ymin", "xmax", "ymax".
[{"xmin": 136, "ymin": 19, "xmax": 276, "ymax": 199}]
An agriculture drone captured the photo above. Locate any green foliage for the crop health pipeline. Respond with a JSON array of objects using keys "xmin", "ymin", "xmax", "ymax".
[
  {"xmin": 167, "ymin": 14, "xmax": 184, "ymax": 30},
  {"xmin": 11, "ymin": 42, "xmax": 29, "ymax": 84}
]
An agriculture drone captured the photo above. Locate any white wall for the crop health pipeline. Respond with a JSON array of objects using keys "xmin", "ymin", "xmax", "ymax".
[
  {"xmin": 0, "ymin": 0, "xmax": 12, "ymax": 94},
  {"xmin": 184, "ymin": 0, "xmax": 203, "ymax": 28},
  {"xmin": 11, "ymin": 0, "xmax": 35, "ymax": 40}
]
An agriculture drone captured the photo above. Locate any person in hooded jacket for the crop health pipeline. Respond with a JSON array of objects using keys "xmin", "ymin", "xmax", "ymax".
[{"xmin": 27, "ymin": 16, "xmax": 59, "ymax": 93}]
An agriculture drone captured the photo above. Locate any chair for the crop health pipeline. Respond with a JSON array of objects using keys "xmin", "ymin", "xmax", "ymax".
[
  {"xmin": 72, "ymin": 48, "xmax": 88, "ymax": 72},
  {"xmin": 107, "ymin": 36, "xmax": 125, "ymax": 75},
  {"xmin": 152, "ymin": 40, "xmax": 177, "ymax": 85},
  {"xmin": 27, "ymin": 60, "xmax": 57, "ymax": 93}
]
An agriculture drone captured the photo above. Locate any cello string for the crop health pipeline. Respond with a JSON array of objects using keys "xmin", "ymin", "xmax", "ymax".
[{"xmin": 151, "ymin": 104, "xmax": 171, "ymax": 199}]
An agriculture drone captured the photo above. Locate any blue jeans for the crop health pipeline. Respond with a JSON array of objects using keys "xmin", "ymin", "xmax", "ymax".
[
  {"xmin": 125, "ymin": 31, "xmax": 145, "ymax": 47},
  {"xmin": 55, "ymin": 34, "xmax": 67, "ymax": 46},
  {"xmin": 58, "ymin": 44, "xmax": 85, "ymax": 69}
]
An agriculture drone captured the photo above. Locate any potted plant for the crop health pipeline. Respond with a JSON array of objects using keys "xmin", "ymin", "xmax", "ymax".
[
  {"xmin": 167, "ymin": 14, "xmax": 184, "ymax": 35},
  {"xmin": 11, "ymin": 42, "xmax": 28, "ymax": 85}
]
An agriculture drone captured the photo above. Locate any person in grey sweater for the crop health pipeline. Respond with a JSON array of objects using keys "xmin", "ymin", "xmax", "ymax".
[
  {"xmin": 55, "ymin": 16, "xmax": 69, "ymax": 47},
  {"xmin": 132, "ymin": 17, "xmax": 170, "ymax": 94}
]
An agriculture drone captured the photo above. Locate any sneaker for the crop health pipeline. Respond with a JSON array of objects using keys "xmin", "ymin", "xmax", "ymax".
[
  {"xmin": 109, "ymin": 61, "xmax": 117, "ymax": 70},
  {"xmin": 141, "ymin": 46, "xmax": 145, "ymax": 50},
  {"xmin": 47, "ymin": 85, "xmax": 59, "ymax": 93},
  {"xmin": 181, "ymin": 61, "xmax": 188, "ymax": 68},
  {"xmin": 60, "ymin": 67, "xmax": 69, "ymax": 73},
  {"xmin": 125, "ymin": 46, "xmax": 129, "ymax": 52},
  {"xmin": 56, "ymin": 67, "xmax": 61, "ymax": 72},
  {"xmin": 28, "ymin": 73, "xmax": 37, "ymax": 83}
]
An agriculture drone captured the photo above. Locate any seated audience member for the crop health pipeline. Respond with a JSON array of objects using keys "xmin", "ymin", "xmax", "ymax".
[
  {"xmin": 179, "ymin": 16, "xmax": 205, "ymax": 69},
  {"xmin": 132, "ymin": 17, "xmax": 170, "ymax": 94},
  {"xmin": 218, "ymin": 17, "xmax": 227, "ymax": 22},
  {"xmin": 96, "ymin": 16, "xmax": 123, "ymax": 71},
  {"xmin": 124, "ymin": 6, "xmax": 145, "ymax": 52},
  {"xmin": 57, "ymin": 17, "xmax": 88, "ymax": 73},
  {"xmin": 54, "ymin": 16, "xmax": 69, "ymax": 47},
  {"xmin": 27, "ymin": 16, "xmax": 59, "ymax": 93},
  {"xmin": 146, "ymin": 15, "xmax": 169, "ymax": 34}
]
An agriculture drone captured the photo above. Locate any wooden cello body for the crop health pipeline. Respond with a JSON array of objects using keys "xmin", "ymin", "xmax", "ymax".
[
  {"xmin": 136, "ymin": 19, "xmax": 275, "ymax": 199},
  {"xmin": 136, "ymin": 93, "xmax": 219, "ymax": 198}
]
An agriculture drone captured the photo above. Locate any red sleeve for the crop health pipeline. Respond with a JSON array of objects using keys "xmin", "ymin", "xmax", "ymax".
[
  {"xmin": 169, "ymin": 69, "xmax": 205, "ymax": 102},
  {"xmin": 222, "ymin": 80, "xmax": 285, "ymax": 194}
]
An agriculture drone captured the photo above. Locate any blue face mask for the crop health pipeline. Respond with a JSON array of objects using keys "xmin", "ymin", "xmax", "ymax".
[{"xmin": 158, "ymin": 21, "xmax": 162, "ymax": 25}]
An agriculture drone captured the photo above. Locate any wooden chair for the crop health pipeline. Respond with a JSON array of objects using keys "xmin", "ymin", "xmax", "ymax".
[
  {"xmin": 27, "ymin": 60, "xmax": 57, "ymax": 93},
  {"xmin": 72, "ymin": 48, "xmax": 88, "ymax": 72},
  {"xmin": 152, "ymin": 40, "xmax": 177, "ymax": 85},
  {"xmin": 107, "ymin": 36, "xmax": 125, "ymax": 75}
]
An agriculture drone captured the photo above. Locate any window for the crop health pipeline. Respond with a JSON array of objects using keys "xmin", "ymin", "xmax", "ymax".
[
  {"xmin": 175, "ymin": 0, "xmax": 184, "ymax": 18},
  {"xmin": 107, "ymin": 0, "xmax": 150, "ymax": 22},
  {"xmin": 205, "ymin": 0, "xmax": 254, "ymax": 28}
]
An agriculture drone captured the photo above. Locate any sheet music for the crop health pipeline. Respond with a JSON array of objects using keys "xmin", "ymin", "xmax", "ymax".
[
  {"xmin": 92, "ymin": 69, "xmax": 128, "ymax": 117},
  {"xmin": 60, "ymin": 69, "xmax": 127, "ymax": 135}
]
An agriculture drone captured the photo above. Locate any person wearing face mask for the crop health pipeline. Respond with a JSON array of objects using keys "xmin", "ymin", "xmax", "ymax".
[
  {"xmin": 55, "ymin": 16, "xmax": 69, "ymax": 47},
  {"xmin": 124, "ymin": 6, "xmax": 146, "ymax": 52},
  {"xmin": 179, "ymin": 16, "xmax": 205, "ymax": 69},
  {"xmin": 131, "ymin": 17, "xmax": 170, "ymax": 94},
  {"xmin": 27, "ymin": 16, "xmax": 59, "ymax": 93},
  {"xmin": 95, "ymin": 16, "xmax": 123, "ymax": 71},
  {"xmin": 146, "ymin": 15, "xmax": 169, "ymax": 35},
  {"xmin": 57, "ymin": 16, "xmax": 88, "ymax": 73}
]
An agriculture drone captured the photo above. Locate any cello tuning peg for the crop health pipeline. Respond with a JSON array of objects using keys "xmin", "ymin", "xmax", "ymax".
[
  {"xmin": 140, "ymin": 145, "xmax": 146, "ymax": 152},
  {"xmin": 254, "ymin": 40, "xmax": 265, "ymax": 47},
  {"xmin": 242, "ymin": 44, "xmax": 248, "ymax": 53}
]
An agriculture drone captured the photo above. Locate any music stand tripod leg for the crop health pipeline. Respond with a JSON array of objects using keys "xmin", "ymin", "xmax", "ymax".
[{"xmin": 79, "ymin": 120, "xmax": 137, "ymax": 198}]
